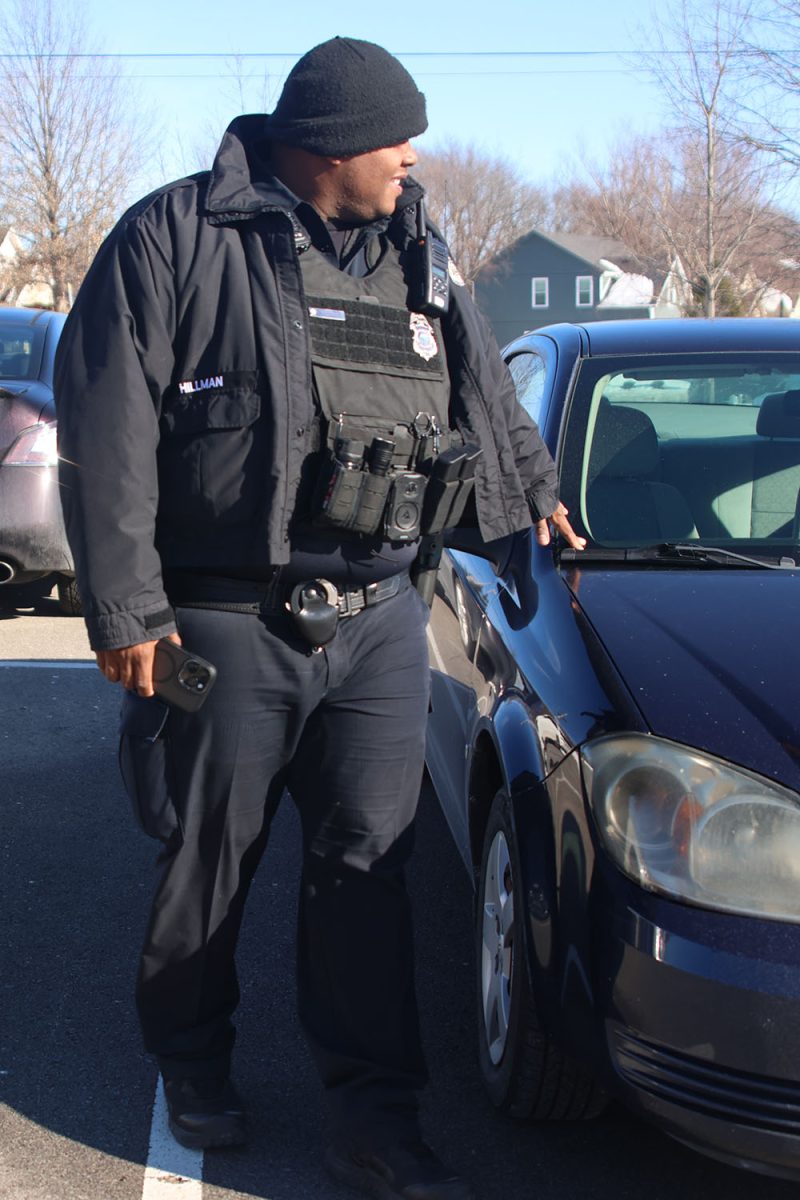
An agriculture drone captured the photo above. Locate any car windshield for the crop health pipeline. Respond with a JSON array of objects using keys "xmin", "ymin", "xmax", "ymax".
[
  {"xmin": 0, "ymin": 323, "xmax": 44, "ymax": 381},
  {"xmin": 559, "ymin": 352, "xmax": 800, "ymax": 562}
]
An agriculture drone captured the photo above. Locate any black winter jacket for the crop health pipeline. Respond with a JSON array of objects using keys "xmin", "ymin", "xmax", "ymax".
[{"xmin": 55, "ymin": 116, "xmax": 559, "ymax": 651}]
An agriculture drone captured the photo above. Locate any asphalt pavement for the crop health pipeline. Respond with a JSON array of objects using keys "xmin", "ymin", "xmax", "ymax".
[{"xmin": 1, "ymin": 594, "xmax": 798, "ymax": 1200}]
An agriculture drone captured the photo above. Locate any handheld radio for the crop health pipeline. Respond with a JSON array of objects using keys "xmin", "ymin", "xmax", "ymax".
[{"xmin": 411, "ymin": 201, "xmax": 450, "ymax": 317}]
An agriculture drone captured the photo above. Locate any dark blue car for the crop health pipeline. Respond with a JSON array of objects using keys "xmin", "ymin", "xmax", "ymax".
[{"xmin": 425, "ymin": 318, "xmax": 800, "ymax": 1179}]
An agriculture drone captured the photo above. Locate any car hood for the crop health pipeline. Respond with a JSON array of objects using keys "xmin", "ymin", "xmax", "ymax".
[{"xmin": 566, "ymin": 566, "xmax": 800, "ymax": 793}]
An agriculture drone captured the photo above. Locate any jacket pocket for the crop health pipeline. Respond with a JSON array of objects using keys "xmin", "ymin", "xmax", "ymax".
[
  {"xmin": 160, "ymin": 388, "xmax": 261, "ymax": 435},
  {"xmin": 158, "ymin": 385, "xmax": 265, "ymax": 528},
  {"xmin": 118, "ymin": 692, "xmax": 182, "ymax": 845}
]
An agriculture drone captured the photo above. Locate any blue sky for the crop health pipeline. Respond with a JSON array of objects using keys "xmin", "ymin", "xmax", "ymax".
[{"xmin": 82, "ymin": 0, "xmax": 668, "ymax": 196}]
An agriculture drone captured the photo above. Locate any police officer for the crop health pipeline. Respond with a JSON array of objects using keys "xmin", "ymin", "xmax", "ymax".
[{"xmin": 55, "ymin": 36, "xmax": 584, "ymax": 1200}]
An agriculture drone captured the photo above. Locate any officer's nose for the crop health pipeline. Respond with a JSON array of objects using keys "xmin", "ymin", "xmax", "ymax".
[{"xmin": 401, "ymin": 141, "xmax": 418, "ymax": 167}]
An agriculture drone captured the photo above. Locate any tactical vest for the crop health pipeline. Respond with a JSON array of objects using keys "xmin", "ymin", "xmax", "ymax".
[{"xmin": 297, "ymin": 238, "xmax": 461, "ymax": 542}]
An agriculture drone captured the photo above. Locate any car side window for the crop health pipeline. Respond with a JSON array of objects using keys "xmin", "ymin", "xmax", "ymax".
[{"xmin": 507, "ymin": 351, "xmax": 547, "ymax": 426}]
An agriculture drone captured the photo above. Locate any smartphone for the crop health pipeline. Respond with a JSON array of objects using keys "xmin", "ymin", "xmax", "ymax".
[{"xmin": 152, "ymin": 638, "xmax": 217, "ymax": 712}]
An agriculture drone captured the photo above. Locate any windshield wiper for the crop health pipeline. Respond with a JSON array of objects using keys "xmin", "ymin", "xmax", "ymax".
[
  {"xmin": 560, "ymin": 543, "xmax": 796, "ymax": 569},
  {"xmin": 660, "ymin": 543, "xmax": 794, "ymax": 569}
]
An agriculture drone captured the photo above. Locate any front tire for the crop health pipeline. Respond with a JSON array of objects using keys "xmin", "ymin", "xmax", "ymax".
[{"xmin": 476, "ymin": 788, "xmax": 606, "ymax": 1120}]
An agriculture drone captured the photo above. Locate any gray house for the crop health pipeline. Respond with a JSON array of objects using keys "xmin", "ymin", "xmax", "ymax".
[{"xmin": 474, "ymin": 230, "xmax": 685, "ymax": 349}]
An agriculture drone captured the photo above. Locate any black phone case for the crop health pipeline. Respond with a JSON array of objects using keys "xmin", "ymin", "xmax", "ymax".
[{"xmin": 152, "ymin": 639, "xmax": 217, "ymax": 712}]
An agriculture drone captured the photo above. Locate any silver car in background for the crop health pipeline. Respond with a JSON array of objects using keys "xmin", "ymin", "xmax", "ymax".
[{"xmin": 0, "ymin": 307, "xmax": 78, "ymax": 613}]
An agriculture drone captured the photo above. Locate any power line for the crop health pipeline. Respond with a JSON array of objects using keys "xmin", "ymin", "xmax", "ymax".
[
  {"xmin": 31, "ymin": 68, "xmax": 638, "ymax": 81},
  {"xmin": 203, "ymin": 70, "xmax": 629, "ymax": 78},
  {"xmin": 0, "ymin": 47, "xmax": 747, "ymax": 60}
]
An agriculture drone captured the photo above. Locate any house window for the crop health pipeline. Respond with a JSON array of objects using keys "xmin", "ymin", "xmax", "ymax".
[
  {"xmin": 531, "ymin": 277, "xmax": 549, "ymax": 308},
  {"xmin": 576, "ymin": 276, "xmax": 594, "ymax": 307}
]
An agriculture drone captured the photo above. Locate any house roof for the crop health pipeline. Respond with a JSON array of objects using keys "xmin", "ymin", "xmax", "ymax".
[
  {"xmin": 537, "ymin": 231, "xmax": 643, "ymax": 274},
  {"xmin": 481, "ymin": 226, "xmax": 646, "ymax": 279}
]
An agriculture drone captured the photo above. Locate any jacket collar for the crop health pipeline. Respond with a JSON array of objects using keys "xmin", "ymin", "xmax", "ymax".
[{"xmin": 205, "ymin": 113, "xmax": 423, "ymax": 230}]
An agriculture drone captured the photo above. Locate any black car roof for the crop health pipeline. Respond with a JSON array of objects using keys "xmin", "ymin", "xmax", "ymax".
[{"xmin": 529, "ymin": 318, "xmax": 800, "ymax": 356}]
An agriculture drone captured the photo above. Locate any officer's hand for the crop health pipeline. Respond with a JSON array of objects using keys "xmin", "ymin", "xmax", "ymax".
[
  {"xmin": 96, "ymin": 632, "xmax": 182, "ymax": 697},
  {"xmin": 534, "ymin": 502, "xmax": 587, "ymax": 551}
]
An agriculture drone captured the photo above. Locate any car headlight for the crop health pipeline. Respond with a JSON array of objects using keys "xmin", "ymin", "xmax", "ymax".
[
  {"xmin": 581, "ymin": 733, "xmax": 800, "ymax": 922},
  {"xmin": 3, "ymin": 421, "xmax": 59, "ymax": 466}
]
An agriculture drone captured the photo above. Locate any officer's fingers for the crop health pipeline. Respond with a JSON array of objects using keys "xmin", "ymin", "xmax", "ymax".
[
  {"xmin": 534, "ymin": 518, "xmax": 551, "ymax": 546},
  {"xmin": 128, "ymin": 643, "xmax": 158, "ymax": 697},
  {"xmin": 97, "ymin": 649, "xmax": 124, "ymax": 685},
  {"xmin": 554, "ymin": 515, "xmax": 587, "ymax": 550},
  {"xmin": 112, "ymin": 650, "xmax": 135, "ymax": 690},
  {"xmin": 106, "ymin": 643, "xmax": 156, "ymax": 696},
  {"xmin": 551, "ymin": 503, "xmax": 587, "ymax": 551}
]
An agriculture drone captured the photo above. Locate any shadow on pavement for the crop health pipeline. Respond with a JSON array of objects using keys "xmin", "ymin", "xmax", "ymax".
[
  {"xmin": 0, "ymin": 586, "xmax": 72, "ymax": 619},
  {"xmin": 1, "ymin": 668, "xmax": 798, "ymax": 1199}
]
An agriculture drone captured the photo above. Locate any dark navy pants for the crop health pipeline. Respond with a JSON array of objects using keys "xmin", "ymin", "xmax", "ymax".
[{"xmin": 122, "ymin": 581, "xmax": 431, "ymax": 1145}]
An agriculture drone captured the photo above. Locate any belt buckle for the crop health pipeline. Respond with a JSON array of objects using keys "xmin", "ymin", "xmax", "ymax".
[{"xmin": 338, "ymin": 586, "xmax": 358, "ymax": 618}]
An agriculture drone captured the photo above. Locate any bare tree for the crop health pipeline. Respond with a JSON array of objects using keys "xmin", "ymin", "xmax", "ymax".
[
  {"xmin": 175, "ymin": 54, "xmax": 283, "ymax": 178},
  {"xmin": 658, "ymin": 129, "xmax": 791, "ymax": 314},
  {"xmin": 741, "ymin": 0, "xmax": 800, "ymax": 170},
  {"xmin": 637, "ymin": 0, "xmax": 787, "ymax": 316},
  {"xmin": 551, "ymin": 134, "xmax": 675, "ymax": 267},
  {"xmin": 553, "ymin": 125, "xmax": 795, "ymax": 316},
  {"xmin": 414, "ymin": 141, "xmax": 551, "ymax": 288},
  {"xmin": 0, "ymin": 0, "xmax": 148, "ymax": 310}
]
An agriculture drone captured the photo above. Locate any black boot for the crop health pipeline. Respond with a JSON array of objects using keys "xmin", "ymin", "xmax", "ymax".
[
  {"xmin": 325, "ymin": 1139, "xmax": 474, "ymax": 1199},
  {"xmin": 163, "ymin": 1077, "xmax": 246, "ymax": 1150}
]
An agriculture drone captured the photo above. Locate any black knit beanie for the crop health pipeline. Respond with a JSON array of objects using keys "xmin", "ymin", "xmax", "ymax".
[{"xmin": 266, "ymin": 36, "xmax": 427, "ymax": 157}]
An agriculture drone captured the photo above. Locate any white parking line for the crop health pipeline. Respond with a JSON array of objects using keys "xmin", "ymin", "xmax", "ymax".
[{"xmin": 141, "ymin": 1078, "xmax": 203, "ymax": 1200}]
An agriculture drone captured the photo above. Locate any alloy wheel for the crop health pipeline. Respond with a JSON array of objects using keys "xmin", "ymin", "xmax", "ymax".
[{"xmin": 480, "ymin": 829, "xmax": 515, "ymax": 1066}]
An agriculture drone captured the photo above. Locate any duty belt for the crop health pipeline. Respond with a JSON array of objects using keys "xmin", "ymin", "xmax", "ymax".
[{"xmin": 167, "ymin": 571, "xmax": 411, "ymax": 651}]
